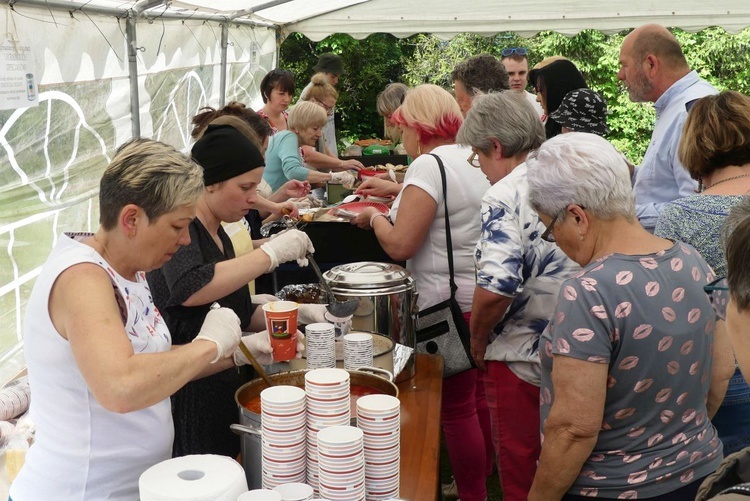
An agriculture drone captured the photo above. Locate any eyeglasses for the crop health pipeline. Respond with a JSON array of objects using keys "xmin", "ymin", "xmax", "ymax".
[
  {"xmin": 704, "ymin": 277, "xmax": 729, "ymax": 321},
  {"xmin": 313, "ymin": 98, "xmax": 335, "ymax": 116},
  {"xmin": 501, "ymin": 47, "xmax": 528, "ymax": 57},
  {"xmin": 540, "ymin": 209, "xmax": 563, "ymax": 242},
  {"xmin": 467, "ymin": 150, "xmax": 481, "ymax": 168},
  {"xmin": 540, "ymin": 204, "xmax": 586, "ymax": 243}
]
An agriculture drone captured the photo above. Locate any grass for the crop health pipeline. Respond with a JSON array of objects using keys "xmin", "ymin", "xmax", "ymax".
[{"xmin": 439, "ymin": 434, "xmax": 503, "ymax": 501}]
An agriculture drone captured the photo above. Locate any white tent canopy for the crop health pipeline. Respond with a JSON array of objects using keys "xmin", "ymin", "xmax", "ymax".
[
  {"xmin": 283, "ymin": 0, "xmax": 750, "ymax": 40},
  {"xmin": 0, "ymin": 0, "xmax": 749, "ymax": 381},
  {"xmin": 7, "ymin": 1, "xmax": 750, "ymax": 40}
]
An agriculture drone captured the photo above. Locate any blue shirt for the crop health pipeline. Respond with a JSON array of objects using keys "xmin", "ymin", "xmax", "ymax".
[
  {"xmin": 262, "ymin": 130, "xmax": 310, "ymax": 192},
  {"xmin": 655, "ymin": 194, "xmax": 744, "ymax": 277},
  {"xmin": 634, "ymin": 71, "xmax": 717, "ymax": 231}
]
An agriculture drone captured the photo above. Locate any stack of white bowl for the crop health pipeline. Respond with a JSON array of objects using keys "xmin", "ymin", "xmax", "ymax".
[
  {"xmin": 356, "ymin": 395, "xmax": 401, "ymax": 500},
  {"xmin": 260, "ymin": 386, "xmax": 307, "ymax": 489},
  {"xmin": 272, "ymin": 482, "xmax": 314, "ymax": 501},
  {"xmin": 305, "ymin": 323, "xmax": 336, "ymax": 370},
  {"xmin": 304, "ymin": 368, "xmax": 351, "ymax": 494},
  {"xmin": 316, "ymin": 426, "xmax": 366, "ymax": 501},
  {"xmin": 237, "ymin": 489, "xmax": 282, "ymax": 501},
  {"xmin": 343, "ymin": 333, "xmax": 374, "ymax": 370}
]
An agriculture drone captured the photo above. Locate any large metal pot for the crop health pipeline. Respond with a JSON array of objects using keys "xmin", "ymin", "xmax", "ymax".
[
  {"xmin": 232, "ymin": 368, "xmax": 399, "ymax": 490},
  {"xmin": 323, "ymin": 262, "xmax": 418, "ymax": 382}
]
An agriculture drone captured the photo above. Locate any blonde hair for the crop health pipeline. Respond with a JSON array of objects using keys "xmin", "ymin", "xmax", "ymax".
[
  {"xmin": 391, "ymin": 84, "xmax": 463, "ymax": 144},
  {"xmin": 99, "ymin": 138, "xmax": 204, "ymax": 230},
  {"xmin": 288, "ymin": 100, "xmax": 327, "ymax": 131},
  {"xmin": 302, "ymin": 72, "xmax": 339, "ymax": 103},
  {"xmin": 531, "ymin": 55, "xmax": 568, "ymax": 70},
  {"xmin": 679, "ymin": 91, "xmax": 750, "ymax": 180}
]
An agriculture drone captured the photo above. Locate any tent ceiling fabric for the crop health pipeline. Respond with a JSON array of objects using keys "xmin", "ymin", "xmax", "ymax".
[
  {"xmin": 281, "ymin": 0, "xmax": 750, "ymax": 40},
  {"xmin": 18, "ymin": 1, "xmax": 749, "ymax": 39}
]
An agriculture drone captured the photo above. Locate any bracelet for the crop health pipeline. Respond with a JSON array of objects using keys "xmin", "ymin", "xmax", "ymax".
[{"xmin": 370, "ymin": 212, "xmax": 388, "ymax": 228}]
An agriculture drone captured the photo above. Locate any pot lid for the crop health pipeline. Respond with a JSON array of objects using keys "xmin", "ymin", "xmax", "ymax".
[{"xmin": 323, "ymin": 261, "xmax": 412, "ymax": 288}]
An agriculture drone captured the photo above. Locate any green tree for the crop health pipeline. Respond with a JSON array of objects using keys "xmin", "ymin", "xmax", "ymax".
[
  {"xmin": 281, "ymin": 27, "xmax": 750, "ymax": 162},
  {"xmin": 280, "ymin": 33, "xmax": 414, "ymax": 146}
]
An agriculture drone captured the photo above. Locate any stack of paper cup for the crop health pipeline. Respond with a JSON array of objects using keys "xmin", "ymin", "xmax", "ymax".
[
  {"xmin": 237, "ymin": 489, "xmax": 282, "ymax": 501},
  {"xmin": 356, "ymin": 395, "xmax": 401, "ymax": 500},
  {"xmin": 260, "ymin": 386, "xmax": 307, "ymax": 489},
  {"xmin": 304, "ymin": 369, "xmax": 351, "ymax": 493},
  {"xmin": 343, "ymin": 333, "xmax": 373, "ymax": 370},
  {"xmin": 317, "ymin": 426, "xmax": 366, "ymax": 501},
  {"xmin": 305, "ymin": 323, "xmax": 336, "ymax": 370},
  {"xmin": 272, "ymin": 482, "xmax": 314, "ymax": 501}
]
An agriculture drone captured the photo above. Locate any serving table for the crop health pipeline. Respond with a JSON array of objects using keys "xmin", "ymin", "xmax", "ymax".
[{"xmin": 398, "ymin": 354, "xmax": 444, "ymax": 501}]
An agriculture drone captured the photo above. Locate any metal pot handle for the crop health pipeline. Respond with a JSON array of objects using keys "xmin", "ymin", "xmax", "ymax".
[
  {"xmin": 354, "ymin": 366, "xmax": 394, "ymax": 382},
  {"xmin": 230, "ymin": 423, "xmax": 262, "ymax": 437},
  {"xmin": 411, "ymin": 290, "xmax": 420, "ymax": 331}
]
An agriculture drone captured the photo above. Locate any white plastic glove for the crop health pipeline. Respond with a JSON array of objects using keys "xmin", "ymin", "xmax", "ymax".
[
  {"xmin": 193, "ymin": 307, "xmax": 242, "ymax": 363},
  {"xmin": 260, "ymin": 229, "xmax": 315, "ymax": 272},
  {"xmin": 297, "ymin": 303, "xmax": 329, "ymax": 325},
  {"xmin": 251, "ymin": 294, "xmax": 279, "ymax": 305},
  {"xmin": 297, "ymin": 304, "xmax": 352, "ymax": 338},
  {"xmin": 292, "ymin": 198, "xmax": 313, "ymax": 210},
  {"xmin": 330, "ymin": 170, "xmax": 357, "ymax": 189},
  {"xmin": 233, "ymin": 330, "xmax": 306, "ymax": 366}
]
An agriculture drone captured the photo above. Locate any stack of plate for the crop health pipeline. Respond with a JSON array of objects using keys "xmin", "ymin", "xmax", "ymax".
[
  {"xmin": 304, "ymin": 369, "xmax": 351, "ymax": 494},
  {"xmin": 260, "ymin": 386, "xmax": 307, "ymax": 489},
  {"xmin": 356, "ymin": 395, "xmax": 401, "ymax": 500},
  {"xmin": 316, "ymin": 426, "xmax": 366, "ymax": 501}
]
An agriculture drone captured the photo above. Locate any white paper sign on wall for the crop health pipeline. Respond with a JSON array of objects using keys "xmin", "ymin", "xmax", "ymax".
[{"xmin": 0, "ymin": 38, "xmax": 38, "ymax": 111}]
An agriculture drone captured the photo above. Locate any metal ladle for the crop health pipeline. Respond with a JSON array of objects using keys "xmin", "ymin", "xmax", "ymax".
[{"xmin": 306, "ymin": 253, "xmax": 359, "ymax": 318}]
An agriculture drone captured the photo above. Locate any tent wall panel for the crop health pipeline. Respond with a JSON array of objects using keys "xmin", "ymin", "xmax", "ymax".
[{"xmin": 0, "ymin": 3, "xmax": 276, "ymax": 374}]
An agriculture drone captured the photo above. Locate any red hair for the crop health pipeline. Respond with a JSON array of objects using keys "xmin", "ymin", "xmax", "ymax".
[{"xmin": 391, "ymin": 106, "xmax": 463, "ymax": 144}]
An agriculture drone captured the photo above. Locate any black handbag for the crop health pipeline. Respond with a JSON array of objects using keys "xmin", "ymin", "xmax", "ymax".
[{"xmin": 415, "ymin": 153, "xmax": 476, "ymax": 378}]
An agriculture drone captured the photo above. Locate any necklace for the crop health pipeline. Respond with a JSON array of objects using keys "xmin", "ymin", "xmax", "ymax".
[{"xmin": 704, "ymin": 173, "xmax": 750, "ymax": 190}]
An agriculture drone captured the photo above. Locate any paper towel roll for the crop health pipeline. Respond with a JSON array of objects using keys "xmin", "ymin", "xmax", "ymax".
[{"xmin": 139, "ymin": 454, "xmax": 248, "ymax": 501}]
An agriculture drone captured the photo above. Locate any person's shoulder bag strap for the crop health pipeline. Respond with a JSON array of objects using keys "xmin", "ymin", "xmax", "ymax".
[{"xmin": 429, "ymin": 153, "xmax": 458, "ymax": 299}]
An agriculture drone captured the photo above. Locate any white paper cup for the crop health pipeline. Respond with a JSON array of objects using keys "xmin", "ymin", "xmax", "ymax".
[
  {"xmin": 272, "ymin": 482, "xmax": 314, "ymax": 501},
  {"xmin": 238, "ymin": 489, "xmax": 283, "ymax": 501},
  {"xmin": 343, "ymin": 333, "xmax": 373, "ymax": 370}
]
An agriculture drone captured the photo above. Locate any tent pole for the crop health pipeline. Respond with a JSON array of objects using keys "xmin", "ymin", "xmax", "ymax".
[
  {"xmin": 125, "ymin": 11, "xmax": 141, "ymax": 138},
  {"xmin": 220, "ymin": 21, "xmax": 229, "ymax": 107},
  {"xmin": 2, "ymin": 0, "xmax": 276, "ymax": 27}
]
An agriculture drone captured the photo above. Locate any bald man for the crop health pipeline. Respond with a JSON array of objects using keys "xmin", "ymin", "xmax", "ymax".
[{"xmin": 618, "ymin": 24, "xmax": 717, "ymax": 231}]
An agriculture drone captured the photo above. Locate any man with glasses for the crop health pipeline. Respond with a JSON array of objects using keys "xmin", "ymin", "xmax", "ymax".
[
  {"xmin": 457, "ymin": 91, "xmax": 578, "ymax": 501},
  {"xmin": 451, "ymin": 53, "xmax": 510, "ymax": 116},
  {"xmin": 618, "ymin": 24, "xmax": 717, "ymax": 231},
  {"xmin": 500, "ymin": 47, "xmax": 544, "ymax": 118}
]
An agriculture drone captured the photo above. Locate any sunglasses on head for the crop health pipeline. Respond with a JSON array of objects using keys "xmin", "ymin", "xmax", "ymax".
[{"xmin": 501, "ymin": 47, "xmax": 528, "ymax": 57}]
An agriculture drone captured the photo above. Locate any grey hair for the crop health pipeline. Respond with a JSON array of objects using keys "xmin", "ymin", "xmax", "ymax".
[
  {"xmin": 376, "ymin": 83, "xmax": 408, "ymax": 116},
  {"xmin": 526, "ymin": 132, "xmax": 635, "ymax": 220},
  {"xmin": 99, "ymin": 138, "xmax": 204, "ymax": 230},
  {"xmin": 457, "ymin": 91, "xmax": 545, "ymax": 157},
  {"xmin": 722, "ymin": 196, "xmax": 750, "ymax": 311}
]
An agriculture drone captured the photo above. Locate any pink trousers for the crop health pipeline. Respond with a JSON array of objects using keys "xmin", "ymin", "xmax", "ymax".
[
  {"xmin": 484, "ymin": 361, "xmax": 541, "ymax": 501},
  {"xmin": 440, "ymin": 312, "xmax": 495, "ymax": 501}
]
